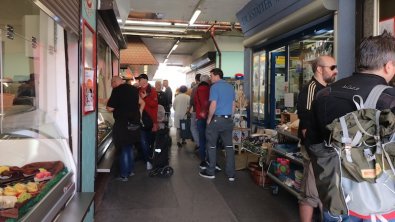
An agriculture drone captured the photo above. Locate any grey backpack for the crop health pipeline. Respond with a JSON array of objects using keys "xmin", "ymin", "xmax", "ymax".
[{"xmin": 310, "ymin": 85, "xmax": 395, "ymax": 219}]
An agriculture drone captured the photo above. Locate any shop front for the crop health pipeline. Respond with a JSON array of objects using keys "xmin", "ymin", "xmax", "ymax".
[{"xmin": 237, "ymin": 0, "xmax": 356, "ymax": 129}]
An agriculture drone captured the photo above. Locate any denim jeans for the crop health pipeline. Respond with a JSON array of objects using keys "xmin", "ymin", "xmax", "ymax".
[
  {"xmin": 140, "ymin": 130, "xmax": 152, "ymax": 163},
  {"xmin": 119, "ymin": 145, "xmax": 134, "ymax": 177},
  {"xmin": 196, "ymin": 119, "xmax": 207, "ymax": 161}
]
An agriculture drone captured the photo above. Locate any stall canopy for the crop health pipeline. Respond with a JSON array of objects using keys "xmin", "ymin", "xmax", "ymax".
[{"xmin": 120, "ymin": 37, "xmax": 159, "ymax": 66}]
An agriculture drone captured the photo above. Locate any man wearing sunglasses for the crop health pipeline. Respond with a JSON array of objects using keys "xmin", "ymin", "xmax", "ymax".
[
  {"xmin": 307, "ymin": 31, "xmax": 395, "ymax": 221},
  {"xmin": 296, "ymin": 55, "xmax": 337, "ymax": 222}
]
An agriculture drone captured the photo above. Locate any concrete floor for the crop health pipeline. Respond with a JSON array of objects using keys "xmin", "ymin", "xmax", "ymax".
[{"xmin": 94, "ymin": 128, "xmax": 299, "ymax": 222}]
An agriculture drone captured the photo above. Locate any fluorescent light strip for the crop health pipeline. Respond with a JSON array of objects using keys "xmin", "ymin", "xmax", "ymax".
[
  {"xmin": 171, "ymin": 44, "xmax": 178, "ymax": 51},
  {"xmin": 122, "ymin": 26, "xmax": 186, "ymax": 33},
  {"xmin": 189, "ymin": 9, "xmax": 201, "ymax": 25},
  {"xmin": 175, "ymin": 23, "xmax": 210, "ymax": 27},
  {"xmin": 122, "ymin": 32, "xmax": 203, "ymax": 39},
  {"xmin": 164, "ymin": 59, "xmax": 168, "ymax": 63},
  {"xmin": 125, "ymin": 20, "xmax": 172, "ymax": 26}
]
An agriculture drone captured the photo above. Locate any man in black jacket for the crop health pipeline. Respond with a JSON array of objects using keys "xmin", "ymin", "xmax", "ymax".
[
  {"xmin": 297, "ymin": 55, "xmax": 337, "ymax": 222},
  {"xmin": 308, "ymin": 31, "xmax": 395, "ymax": 221},
  {"xmin": 107, "ymin": 76, "xmax": 145, "ymax": 181}
]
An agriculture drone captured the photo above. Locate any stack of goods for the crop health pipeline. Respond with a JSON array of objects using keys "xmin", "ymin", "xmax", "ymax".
[
  {"xmin": 0, "ymin": 161, "xmax": 66, "ymax": 221},
  {"xmin": 293, "ymin": 170, "xmax": 303, "ymax": 191},
  {"xmin": 97, "ymin": 120, "xmax": 111, "ymax": 143},
  {"xmin": 247, "ymin": 162, "xmax": 271, "ymax": 187}
]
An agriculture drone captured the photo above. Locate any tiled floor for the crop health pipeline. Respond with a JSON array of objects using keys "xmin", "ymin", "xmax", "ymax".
[{"xmin": 94, "ymin": 128, "xmax": 299, "ymax": 222}]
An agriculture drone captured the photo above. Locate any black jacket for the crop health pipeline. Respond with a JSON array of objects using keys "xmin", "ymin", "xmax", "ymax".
[
  {"xmin": 296, "ymin": 77, "xmax": 325, "ymax": 144},
  {"xmin": 307, "ymin": 73, "xmax": 395, "ymax": 146}
]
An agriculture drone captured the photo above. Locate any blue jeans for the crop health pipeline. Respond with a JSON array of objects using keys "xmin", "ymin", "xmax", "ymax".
[
  {"xmin": 196, "ymin": 119, "xmax": 207, "ymax": 161},
  {"xmin": 140, "ymin": 130, "xmax": 152, "ymax": 163},
  {"xmin": 119, "ymin": 145, "xmax": 134, "ymax": 177}
]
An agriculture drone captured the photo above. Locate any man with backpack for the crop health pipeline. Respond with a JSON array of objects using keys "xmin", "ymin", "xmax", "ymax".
[{"xmin": 307, "ymin": 31, "xmax": 395, "ymax": 221}]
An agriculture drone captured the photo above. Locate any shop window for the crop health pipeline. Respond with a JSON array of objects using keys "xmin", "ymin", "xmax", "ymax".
[
  {"xmin": 379, "ymin": 0, "xmax": 395, "ymax": 35},
  {"xmin": 252, "ymin": 51, "xmax": 265, "ymax": 123},
  {"xmin": 0, "ymin": 0, "xmax": 68, "ymax": 139}
]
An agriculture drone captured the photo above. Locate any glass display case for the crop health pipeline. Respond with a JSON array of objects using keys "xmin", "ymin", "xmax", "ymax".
[
  {"xmin": 97, "ymin": 104, "xmax": 114, "ymax": 162},
  {"xmin": 0, "ymin": 108, "xmax": 76, "ymax": 221}
]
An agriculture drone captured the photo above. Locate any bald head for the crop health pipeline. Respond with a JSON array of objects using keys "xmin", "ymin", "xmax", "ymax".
[
  {"xmin": 311, "ymin": 55, "xmax": 337, "ymax": 86},
  {"xmin": 111, "ymin": 76, "xmax": 124, "ymax": 88}
]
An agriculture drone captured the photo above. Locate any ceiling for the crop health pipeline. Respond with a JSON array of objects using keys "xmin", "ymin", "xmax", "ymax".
[{"xmin": 117, "ymin": 0, "xmax": 250, "ymax": 66}]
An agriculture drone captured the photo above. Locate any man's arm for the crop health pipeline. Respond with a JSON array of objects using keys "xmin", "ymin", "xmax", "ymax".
[
  {"xmin": 106, "ymin": 106, "xmax": 114, "ymax": 112},
  {"xmin": 207, "ymin": 100, "xmax": 216, "ymax": 124}
]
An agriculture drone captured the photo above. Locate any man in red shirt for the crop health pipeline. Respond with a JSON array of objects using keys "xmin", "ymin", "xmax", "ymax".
[{"xmin": 137, "ymin": 74, "xmax": 158, "ymax": 170}]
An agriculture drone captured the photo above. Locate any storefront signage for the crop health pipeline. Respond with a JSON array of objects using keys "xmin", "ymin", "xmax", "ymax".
[
  {"xmin": 82, "ymin": 0, "xmax": 96, "ymax": 28},
  {"xmin": 236, "ymin": 0, "xmax": 313, "ymax": 36}
]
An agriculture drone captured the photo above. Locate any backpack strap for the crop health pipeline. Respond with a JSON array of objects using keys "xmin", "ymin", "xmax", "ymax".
[{"xmin": 363, "ymin": 85, "xmax": 392, "ymax": 108}]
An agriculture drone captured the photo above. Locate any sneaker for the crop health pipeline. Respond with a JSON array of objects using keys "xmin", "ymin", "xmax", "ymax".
[
  {"xmin": 199, "ymin": 161, "xmax": 208, "ymax": 170},
  {"xmin": 177, "ymin": 142, "xmax": 182, "ymax": 148},
  {"xmin": 116, "ymin": 176, "xmax": 128, "ymax": 182},
  {"xmin": 146, "ymin": 162, "xmax": 153, "ymax": 170},
  {"xmin": 199, "ymin": 170, "xmax": 215, "ymax": 179},
  {"xmin": 228, "ymin": 177, "xmax": 235, "ymax": 182},
  {"xmin": 215, "ymin": 164, "xmax": 222, "ymax": 172},
  {"xmin": 182, "ymin": 140, "xmax": 187, "ymax": 145},
  {"xmin": 129, "ymin": 172, "xmax": 135, "ymax": 177}
]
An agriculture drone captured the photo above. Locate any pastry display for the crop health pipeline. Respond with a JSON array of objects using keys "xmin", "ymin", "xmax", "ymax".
[
  {"xmin": 16, "ymin": 192, "xmax": 32, "ymax": 203},
  {"xmin": 13, "ymin": 183, "xmax": 27, "ymax": 194},
  {"xmin": 3, "ymin": 187, "xmax": 16, "ymax": 196},
  {"xmin": 0, "ymin": 196, "xmax": 17, "ymax": 209},
  {"xmin": 34, "ymin": 169, "xmax": 53, "ymax": 182},
  {"xmin": 26, "ymin": 182, "xmax": 38, "ymax": 193},
  {"xmin": 0, "ymin": 161, "xmax": 67, "ymax": 221}
]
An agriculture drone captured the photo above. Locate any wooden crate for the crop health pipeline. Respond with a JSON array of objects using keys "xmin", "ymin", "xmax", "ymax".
[
  {"xmin": 234, "ymin": 151, "xmax": 259, "ymax": 170},
  {"xmin": 281, "ymin": 113, "xmax": 298, "ymax": 124}
]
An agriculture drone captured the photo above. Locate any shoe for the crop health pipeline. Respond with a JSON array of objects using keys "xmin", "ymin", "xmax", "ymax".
[
  {"xmin": 146, "ymin": 162, "xmax": 153, "ymax": 170},
  {"xmin": 199, "ymin": 170, "xmax": 215, "ymax": 179},
  {"xmin": 116, "ymin": 176, "xmax": 128, "ymax": 182},
  {"xmin": 199, "ymin": 161, "xmax": 208, "ymax": 170},
  {"xmin": 177, "ymin": 142, "xmax": 182, "ymax": 148},
  {"xmin": 129, "ymin": 172, "xmax": 135, "ymax": 177},
  {"xmin": 182, "ymin": 140, "xmax": 187, "ymax": 145},
  {"xmin": 228, "ymin": 177, "xmax": 235, "ymax": 182},
  {"xmin": 215, "ymin": 164, "xmax": 222, "ymax": 172}
]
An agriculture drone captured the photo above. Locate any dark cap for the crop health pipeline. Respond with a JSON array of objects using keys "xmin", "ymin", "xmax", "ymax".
[{"xmin": 136, "ymin": 73, "xmax": 148, "ymax": 80}]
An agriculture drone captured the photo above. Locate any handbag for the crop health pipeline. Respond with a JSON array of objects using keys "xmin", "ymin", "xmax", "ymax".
[{"xmin": 127, "ymin": 122, "xmax": 140, "ymax": 131}]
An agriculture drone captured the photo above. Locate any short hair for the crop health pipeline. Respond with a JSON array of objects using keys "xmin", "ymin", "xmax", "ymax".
[
  {"xmin": 200, "ymin": 74, "xmax": 210, "ymax": 83},
  {"xmin": 357, "ymin": 30, "xmax": 395, "ymax": 72},
  {"xmin": 210, "ymin": 68, "xmax": 224, "ymax": 79},
  {"xmin": 179, "ymin": 85, "xmax": 188, "ymax": 93},
  {"xmin": 195, "ymin": 73, "xmax": 201, "ymax": 82}
]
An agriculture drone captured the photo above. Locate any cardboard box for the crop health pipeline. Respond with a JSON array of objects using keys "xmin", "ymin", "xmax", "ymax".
[{"xmin": 233, "ymin": 151, "xmax": 260, "ymax": 170}]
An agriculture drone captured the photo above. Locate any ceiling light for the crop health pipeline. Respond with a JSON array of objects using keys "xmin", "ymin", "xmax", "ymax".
[
  {"xmin": 122, "ymin": 26, "xmax": 186, "ymax": 33},
  {"xmin": 122, "ymin": 32, "xmax": 203, "ymax": 39},
  {"xmin": 189, "ymin": 9, "xmax": 201, "ymax": 25},
  {"xmin": 164, "ymin": 59, "xmax": 168, "ymax": 63},
  {"xmin": 125, "ymin": 20, "xmax": 172, "ymax": 26},
  {"xmin": 171, "ymin": 44, "xmax": 178, "ymax": 51}
]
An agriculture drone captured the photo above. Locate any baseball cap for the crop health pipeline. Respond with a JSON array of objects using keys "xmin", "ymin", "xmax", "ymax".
[{"xmin": 136, "ymin": 73, "xmax": 148, "ymax": 80}]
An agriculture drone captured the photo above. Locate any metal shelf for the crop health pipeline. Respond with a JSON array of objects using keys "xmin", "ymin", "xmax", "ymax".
[
  {"xmin": 272, "ymin": 147, "xmax": 303, "ymax": 165},
  {"xmin": 267, "ymin": 172, "xmax": 302, "ymax": 200},
  {"xmin": 276, "ymin": 128, "xmax": 299, "ymax": 141}
]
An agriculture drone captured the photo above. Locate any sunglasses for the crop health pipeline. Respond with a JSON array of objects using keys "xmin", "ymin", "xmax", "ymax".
[{"xmin": 319, "ymin": 65, "xmax": 337, "ymax": 71}]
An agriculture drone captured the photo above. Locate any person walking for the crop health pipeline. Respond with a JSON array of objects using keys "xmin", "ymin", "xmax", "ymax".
[
  {"xmin": 188, "ymin": 73, "xmax": 201, "ymax": 148},
  {"xmin": 163, "ymin": 79, "xmax": 173, "ymax": 119},
  {"xmin": 137, "ymin": 73, "xmax": 158, "ymax": 170},
  {"xmin": 296, "ymin": 55, "xmax": 337, "ymax": 222},
  {"xmin": 308, "ymin": 31, "xmax": 395, "ymax": 221},
  {"xmin": 199, "ymin": 68, "xmax": 236, "ymax": 181},
  {"xmin": 194, "ymin": 74, "xmax": 211, "ymax": 169},
  {"xmin": 106, "ymin": 76, "xmax": 145, "ymax": 181},
  {"xmin": 173, "ymin": 85, "xmax": 190, "ymax": 148}
]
